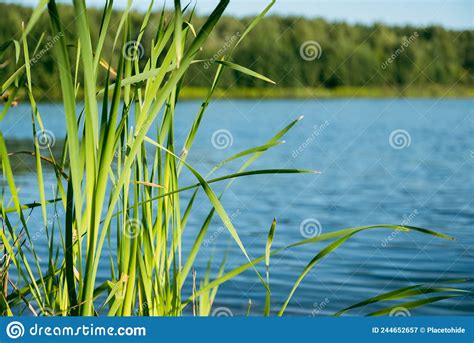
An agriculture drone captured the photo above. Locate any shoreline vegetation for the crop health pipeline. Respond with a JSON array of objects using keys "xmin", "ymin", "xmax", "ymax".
[
  {"xmin": 1, "ymin": 3, "xmax": 472, "ymax": 103},
  {"xmin": 12, "ymin": 85, "xmax": 474, "ymax": 104},
  {"xmin": 178, "ymin": 85, "xmax": 474, "ymax": 99}
]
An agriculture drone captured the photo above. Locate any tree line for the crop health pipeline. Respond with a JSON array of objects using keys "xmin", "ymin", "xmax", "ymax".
[{"xmin": 0, "ymin": 3, "xmax": 472, "ymax": 100}]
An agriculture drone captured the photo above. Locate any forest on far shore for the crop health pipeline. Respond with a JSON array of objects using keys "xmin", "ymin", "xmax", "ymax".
[{"xmin": 1, "ymin": 3, "xmax": 472, "ymax": 100}]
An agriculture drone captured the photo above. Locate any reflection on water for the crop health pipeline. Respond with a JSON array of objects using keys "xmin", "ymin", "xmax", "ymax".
[{"xmin": 1, "ymin": 98, "xmax": 473, "ymax": 315}]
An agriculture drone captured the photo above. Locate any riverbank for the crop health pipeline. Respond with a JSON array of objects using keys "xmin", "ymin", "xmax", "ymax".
[
  {"xmin": 13, "ymin": 85, "xmax": 473, "ymax": 103},
  {"xmin": 180, "ymin": 85, "xmax": 474, "ymax": 99}
]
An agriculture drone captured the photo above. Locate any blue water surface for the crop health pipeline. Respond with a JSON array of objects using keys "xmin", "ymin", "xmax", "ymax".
[{"xmin": 1, "ymin": 98, "xmax": 473, "ymax": 316}]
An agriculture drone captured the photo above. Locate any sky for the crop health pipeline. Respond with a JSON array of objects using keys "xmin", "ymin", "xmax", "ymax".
[{"xmin": 3, "ymin": 0, "xmax": 473, "ymax": 29}]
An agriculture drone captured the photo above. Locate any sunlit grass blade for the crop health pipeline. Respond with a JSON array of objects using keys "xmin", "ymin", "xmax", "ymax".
[
  {"xmin": 335, "ymin": 281, "xmax": 470, "ymax": 316},
  {"xmin": 48, "ymin": 0, "xmax": 83, "ymax": 231},
  {"xmin": 144, "ymin": 136, "xmax": 268, "ymax": 290},
  {"xmin": 215, "ymin": 60, "xmax": 275, "ymax": 84},
  {"xmin": 264, "ymin": 218, "xmax": 276, "ymax": 316},
  {"xmin": 185, "ymin": 225, "xmax": 454, "ymax": 309},
  {"xmin": 278, "ymin": 230, "xmax": 361, "ymax": 316},
  {"xmin": 367, "ymin": 294, "xmax": 471, "ymax": 316}
]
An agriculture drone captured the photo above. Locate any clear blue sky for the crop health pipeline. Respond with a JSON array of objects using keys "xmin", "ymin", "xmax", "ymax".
[{"xmin": 4, "ymin": 0, "xmax": 474, "ymax": 29}]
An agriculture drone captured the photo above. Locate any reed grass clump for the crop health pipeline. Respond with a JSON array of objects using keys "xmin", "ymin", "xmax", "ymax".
[{"xmin": 0, "ymin": 0, "xmax": 469, "ymax": 316}]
